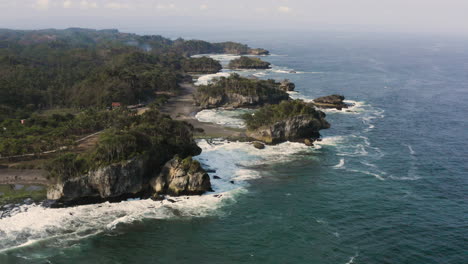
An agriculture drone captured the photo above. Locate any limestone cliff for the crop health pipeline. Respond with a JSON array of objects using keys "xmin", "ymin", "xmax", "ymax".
[{"xmin": 150, "ymin": 156, "xmax": 212, "ymax": 196}]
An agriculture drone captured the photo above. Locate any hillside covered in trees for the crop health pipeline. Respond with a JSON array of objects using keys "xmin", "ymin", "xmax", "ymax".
[{"xmin": 0, "ymin": 28, "xmax": 267, "ymax": 121}]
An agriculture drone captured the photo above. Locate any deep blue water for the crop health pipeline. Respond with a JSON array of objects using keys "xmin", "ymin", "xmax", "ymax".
[{"xmin": 1, "ymin": 31, "xmax": 467, "ymax": 263}]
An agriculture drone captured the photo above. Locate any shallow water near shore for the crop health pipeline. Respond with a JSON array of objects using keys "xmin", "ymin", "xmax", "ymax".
[{"xmin": 1, "ymin": 31, "xmax": 467, "ymax": 263}]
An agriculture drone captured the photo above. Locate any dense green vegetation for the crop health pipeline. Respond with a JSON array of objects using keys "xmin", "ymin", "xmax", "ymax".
[
  {"xmin": 0, "ymin": 28, "xmax": 267, "ymax": 121},
  {"xmin": 0, "ymin": 109, "xmax": 135, "ymax": 157},
  {"xmin": 195, "ymin": 73, "xmax": 287, "ymax": 98},
  {"xmin": 242, "ymin": 100, "xmax": 323, "ymax": 130},
  {"xmin": 45, "ymin": 108, "xmax": 200, "ymax": 182},
  {"xmin": 0, "ymin": 184, "xmax": 46, "ymax": 205},
  {"xmin": 228, "ymin": 56, "xmax": 271, "ymax": 69},
  {"xmin": 0, "ymin": 28, "xmax": 269, "ymax": 178},
  {"xmin": 182, "ymin": 56, "xmax": 222, "ymax": 73}
]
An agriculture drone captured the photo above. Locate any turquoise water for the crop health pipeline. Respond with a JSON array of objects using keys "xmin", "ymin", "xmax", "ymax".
[{"xmin": 1, "ymin": 32, "xmax": 467, "ymax": 263}]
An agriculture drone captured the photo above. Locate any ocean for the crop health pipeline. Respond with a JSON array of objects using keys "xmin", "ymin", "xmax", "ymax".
[{"xmin": 0, "ymin": 31, "xmax": 467, "ymax": 263}]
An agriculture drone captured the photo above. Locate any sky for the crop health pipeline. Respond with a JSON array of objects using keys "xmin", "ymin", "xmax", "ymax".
[{"xmin": 1, "ymin": 0, "xmax": 468, "ymax": 36}]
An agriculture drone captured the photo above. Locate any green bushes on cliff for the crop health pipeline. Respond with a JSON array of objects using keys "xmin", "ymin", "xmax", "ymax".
[
  {"xmin": 228, "ymin": 56, "xmax": 271, "ymax": 69},
  {"xmin": 0, "ymin": 109, "xmax": 138, "ymax": 157},
  {"xmin": 182, "ymin": 57, "xmax": 222, "ymax": 73},
  {"xmin": 45, "ymin": 108, "xmax": 200, "ymax": 181},
  {"xmin": 242, "ymin": 100, "xmax": 322, "ymax": 130},
  {"xmin": 194, "ymin": 73, "xmax": 289, "ymax": 108}
]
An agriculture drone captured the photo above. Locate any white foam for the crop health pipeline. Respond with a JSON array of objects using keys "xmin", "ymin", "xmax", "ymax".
[
  {"xmin": 191, "ymin": 54, "xmax": 241, "ymax": 65},
  {"xmin": 406, "ymin": 144, "xmax": 416, "ymax": 155},
  {"xmin": 347, "ymin": 169, "xmax": 385, "ymax": 181},
  {"xmin": 333, "ymin": 158, "xmax": 345, "ymax": 169},
  {"xmin": 2, "ymin": 139, "xmax": 278, "ymax": 252},
  {"xmin": 194, "ymin": 72, "xmax": 231, "ymax": 86},
  {"xmin": 0, "ymin": 191, "xmax": 238, "ymax": 252},
  {"xmin": 389, "ymin": 175, "xmax": 421, "ymax": 181},
  {"xmin": 195, "ymin": 109, "xmax": 251, "ymax": 128},
  {"xmin": 345, "ymin": 253, "xmax": 359, "ymax": 264}
]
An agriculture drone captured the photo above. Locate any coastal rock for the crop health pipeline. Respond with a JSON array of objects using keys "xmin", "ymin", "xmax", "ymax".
[
  {"xmin": 279, "ymin": 79, "xmax": 296, "ymax": 92},
  {"xmin": 253, "ymin": 142, "xmax": 266, "ymax": 149},
  {"xmin": 248, "ymin": 48, "xmax": 270, "ymax": 55},
  {"xmin": 47, "ymin": 157, "xmax": 148, "ymax": 202},
  {"xmin": 150, "ymin": 156, "xmax": 212, "ymax": 196},
  {"xmin": 194, "ymin": 74, "xmax": 290, "ymax": 109},
  {"xmin": 313, "ymin": 95, "xmax": 349, "ymax": 110},
  {"xmin": 195, "ymin": 92, "xmax": 289, "ymax": 109},
  {"xmin": 304, "ymin": 138, "xmax": 314, "ymax": 146},
  {"xmin": 228, "ymin": 56, "xmax": 271, "ymax": 69},
  {"xmin": 246, "ymin": 114, "xmax": 330, "ymax": 144}
]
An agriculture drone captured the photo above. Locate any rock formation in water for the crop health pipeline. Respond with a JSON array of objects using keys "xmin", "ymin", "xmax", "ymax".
[
  {"xmin": 243, "ymin": 100, "xmax": 330, "ymax": 144},
  {"xmin": 246, "ymin": 115, "xmax": 330, "ymax": 144},
  {"xmin": 313, "ymin": 95, "xmax": 349, "ymax": 110},
  {"xmin": 228, "ymin": 56, "xmax": 271, "ymax": 69},
  {"xmin": 279, "ymin": 79, "xmax": 296, "ymax": 92},
  {"xmin": 248, "ymin": 48, "xmax": 270, "ymax": 55},
  {"xmin": 47, "ymin": 155, "xmax": 212, "ymax": 204},
  {"xmin": 194, "ymin": 74, "xmax": 289, "ymax": 109},
  {"xmin": 150, "ymin": 156, "xmax": 212, "ymax": 195}
]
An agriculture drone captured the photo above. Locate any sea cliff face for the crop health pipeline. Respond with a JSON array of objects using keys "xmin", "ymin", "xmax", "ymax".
[
  {"xmin": 47, "ymin": 154, "xmax": 212, "ymax": 204},
  {"xmin": 246, "ymin": 114, "xmax": 330, "ymax": 144},
  {"xmin": 150, "ymin": 156, "xmax": 212, "ymax": 196},
  {"xmin": 47, "ymin": 157, "xmax": 148, "ymax": 202},
  {"xmin": 194, "ymin": 74, "xmax": 290, "ymax": 109},
  {"xmin": 313, "ymin": 95, "xmax": 350, "ymax": 110},
  {"xmin": 194, "ymin": 92, "xmax": 289, "ymax": 109},
  {"xmin": 228, "ymin": 56, "xmax": 271, "ymax": 69}
]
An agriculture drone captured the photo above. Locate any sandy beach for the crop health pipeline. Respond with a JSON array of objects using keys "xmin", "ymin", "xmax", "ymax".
[{"xmin": 160, "ymin": 83, "xmax": 244, "ymax": 138}]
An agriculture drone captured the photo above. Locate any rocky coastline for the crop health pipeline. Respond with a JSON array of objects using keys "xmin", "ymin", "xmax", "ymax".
[{"xmin": 1, "ymin": 46, "xmax": 347, "ymax": 208}]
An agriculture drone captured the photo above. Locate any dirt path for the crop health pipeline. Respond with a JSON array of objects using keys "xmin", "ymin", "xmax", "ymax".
[
  {"xmin": 0, "ymin": 169, "xmax": 50, "ymax": 185},
  {"xmin": 161, "ymin": 83, "xmax": 244, "ymax": 138}
]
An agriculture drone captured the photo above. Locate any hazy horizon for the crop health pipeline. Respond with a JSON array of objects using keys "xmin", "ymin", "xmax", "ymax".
[{"xmin": 1, "ymin": 0, "xmax": 468, "ymax": 38}]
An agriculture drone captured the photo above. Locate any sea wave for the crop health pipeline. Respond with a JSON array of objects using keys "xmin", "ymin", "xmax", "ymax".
[
  {"xmin": 333, "ymin": 158, "xmax": 346, "ymax": 168},
  {"xmin": 0, "ymin": 139, "xmax": 322, "ymax": 252},
  {"xmin": 195, "ymin": 72, "xmax": 231, "ymax": 86},
  {"xmin": 195, "ymin": 109, "xmax": 251, "ymax": 128}
]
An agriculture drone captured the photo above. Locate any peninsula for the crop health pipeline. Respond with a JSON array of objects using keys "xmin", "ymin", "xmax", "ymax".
[{"xmin": 0, "ymin": 28, "xmax": 333, "ymax": 206}]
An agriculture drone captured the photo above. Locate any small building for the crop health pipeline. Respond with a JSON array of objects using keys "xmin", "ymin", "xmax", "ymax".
[{"xmin": 111, "ymin": 102, "xmax": 122, "ymax": 109}]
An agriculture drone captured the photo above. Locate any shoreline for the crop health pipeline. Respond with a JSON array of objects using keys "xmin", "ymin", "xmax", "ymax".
[{"xmin": 160, "ymin": 82, "xmax": 244, "ymax": 139}]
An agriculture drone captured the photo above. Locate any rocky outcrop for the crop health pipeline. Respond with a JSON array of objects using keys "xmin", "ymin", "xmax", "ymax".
[
  {"xmin": 195, "ymin": 92, "xmax": 289, "ymax": 109},
  {"xmin": 313, "ymin": 95, "xmax": 349, "ymax": 110},
  {"xmin": 248, "ymin": 48, "xmax": 270, "ymax": 55},
  {"xmin": 150, "ymin": 156, "xmax": 212, "ymax": 195},
  {"xmin": 246, "ymin": 114, "xmax": 330, "ymax": 144},
  {"xmin": 253, "ymin": 142, "xmax": 266, "ymax": 149},
  {"xmin": 194, "ymin": 74, "xmax": 290, "ymax": 109},
  {"xmin": 279, "ymin": 79, "xmax": 295, "ymax": 92},
  {"xmin": 228, "ymin": 56, "xmax": 271, "ymax": 69},
  {"xmin": 47, "ymin": 155, "xmax": 212, "ymax": 204},
  {"xmin": 47, "ymin": 157, "xmax": 149, "ymax": 203}
]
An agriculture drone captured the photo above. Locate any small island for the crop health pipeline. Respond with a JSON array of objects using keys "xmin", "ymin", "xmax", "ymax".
[
  {"xmin": 183, "ymin": 56, "xmax": 222, "ymax": 74},
  {"xmin": 228, "ymin": 56, "xmax": 271, "ymax": 69},
  {"xmin": 313, "ymin": 94, "xmax": 351, "ymax": 110},
  {"xmin": 243, "ymin": 100, "xmax": 330, "ymax": 145},
  {"xmin": 194, "ymin": 73, "xmax": 289, "ymax": 108}
]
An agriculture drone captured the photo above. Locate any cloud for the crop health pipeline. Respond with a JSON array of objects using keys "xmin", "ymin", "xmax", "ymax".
[
  {"xmin": 277, "ymin": 6, "xmax": 291, "ymax": 13},
  {"xmin": 156, "ymin": 3, "xmax": 176, "ymax": 10},
  {"xmin": 35, "ymin": 0, "xmax": 50, "ymax": 9},
  {"xmin": 80, "ymin": 0, "xmax": 98, "ymax": 9},
  {"xmin": 105, "ymin": 2, "xmax": 130, "ymax": 10},
  {"xmin": 63, "ymin": 0, "xmax": 72, "ymax": 8},
  {"xmin": 200, "ymin": 4, "xmax": 208, "ymax": 11}
]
